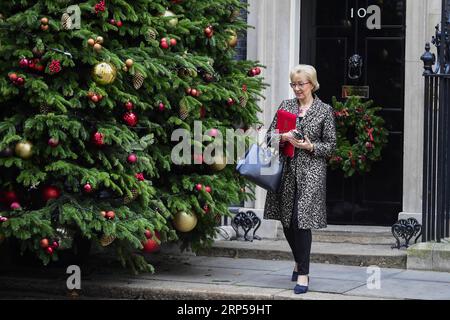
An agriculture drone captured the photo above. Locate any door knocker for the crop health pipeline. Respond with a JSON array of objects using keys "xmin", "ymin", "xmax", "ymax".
[{"xmin": 348, "ymin": 54, "xmax": 363, "ymax": 80}]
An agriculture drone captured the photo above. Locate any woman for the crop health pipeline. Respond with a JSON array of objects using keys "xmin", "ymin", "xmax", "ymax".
[{"xmin": 264, "ymin": 64, "xmax": 336, "ymax": 294}]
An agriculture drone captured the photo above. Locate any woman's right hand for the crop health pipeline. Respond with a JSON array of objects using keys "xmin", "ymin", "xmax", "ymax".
[{"xmin": 281, "ymin": 130, "xmax": 298, "ymax": 144}]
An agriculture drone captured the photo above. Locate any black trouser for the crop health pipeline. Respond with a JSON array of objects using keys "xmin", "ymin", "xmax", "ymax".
[{"xmin": 283, "ymin": 184, "xmax": 312, "ymax": 275}]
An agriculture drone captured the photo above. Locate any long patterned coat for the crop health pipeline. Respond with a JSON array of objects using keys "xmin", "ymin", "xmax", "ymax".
[{"xmin": 263, "ymin": 96, "xmax": 336, "ymax": 230}]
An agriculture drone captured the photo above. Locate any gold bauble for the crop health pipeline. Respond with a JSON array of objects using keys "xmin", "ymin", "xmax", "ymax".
[
  {"xmin": 125, "ymin": 59, "xmax": 134, "ymax": 68},
  {"xmin": 93, "ymin": 43, "xmax": 102, "ymax": 52},
  {"xmin": 92, "ymin": 62, "xmax": 117, "ymax": 85},
  {"xmin": 227, "ymin": 29, "xmax": 238, "ymax": 48},
  {"xmin": 15, "ymin": 141, "xmax": 33, "ymax": 159},
  {"xmin": 163, "ymin": 10, "xmax": 178, "ymax": 27},
  {"xmin": 173, "ymin": 211, "xmax": 198, "ymax": 233},
  {"xmin": 210, "ymin": 156, "xmax": 227, "ymax": 171}
]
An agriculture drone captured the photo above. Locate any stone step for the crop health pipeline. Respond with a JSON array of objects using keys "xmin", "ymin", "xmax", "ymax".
[
  {"xmin": 0, "ymin": 280, "xmax": 386, "ymax": 300},
  {"xmin": 312, "ymin": 225, "xmax": 395, "ymax": 245},
  {"xmin": 198, "ymin": 240, "xmax": 407, "ymax": 269},
  {"xmin": 275, "ymin": 224, "xmax": 396, "ymax": 245}
]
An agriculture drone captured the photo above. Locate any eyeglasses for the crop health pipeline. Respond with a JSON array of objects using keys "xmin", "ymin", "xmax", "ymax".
[{"xmin": 290, "ymin": 82, "xmax": 310, "ymax": 89}]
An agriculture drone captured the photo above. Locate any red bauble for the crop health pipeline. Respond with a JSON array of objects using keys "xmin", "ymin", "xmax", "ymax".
[
  {"xmin": 10, "ymin": 202, "xmax": 21, "ymax": 210},
  {"xmin": 127, "ymin": 153, "xmax": 138, "ymax": 164},
  {"xmin": 255, "ymin": 67, "xmax": 261, "ymax": 75},
  {"xmin": 9, "ymin": 73, "xmax": 18, "ymax": 82},
  {"xmin": 83, "ymin": 183, "xmax": 93, "ymax": 193},
  {"xmin": 158, "ymin": 102, "xmax": 166, "ymax": 111},
  {"xmin": 46, "ymin": 247, "xmax": 54, "ymax": 255},
  {"xmin": 52, "ymin": 241, "xmax": 59, "ymax": 249},
  {"xmin": 116, "ymin": 21, "xmax": 123, "ymax": 27},
  {"xmin": 142, "ymin": 231, "xmax": 160, "ymax": 253},
  {"xmin": 109, "ymin": 19, "xmax": 116, "ymax": 25},
  {"xmin": 105, "ymin": 211, "xmax": 115, "ymax": 220},
  {"xmin": 48, "ymin": 138, "xmax": 59, "ymax": 148},
  {"xmin": 185, "ymin": 87, "xmax": 192, "ymax": 95},
  {"xmin": 205, "ymin": 186, "xmax": 212, "ymax": 193},
  {"xmin": 19, "ymin": 58, "xmax": 29, "ymax": 68},
  {"xmin": 227, "ymin": 98, "xmax": 235, "ymax": 106},
  {"xmin": 160, "ymin": 38, "xmax": 169, "ymax": 49},
  {"xmin": 170, "ymin": 38, "xmax": 177, "ymax": 46},
  {"xmin": 91, "ymin": 95, "xmax": 99, "ymax": 103},
  {"xmin": 248, "ymin": 68, "xmax": 258, "ymax": 77},
  {"xmin": 195, "ymin": 184, "xmax": 203, "ymax": 191},
  {"xmin": 92, "ymin": 132, "xmax": 104, "ymax": 146},
  {"xmin": 124, "ymin": 101, "xmax": 134, "ymax": 110},
  {"xmin": 36, "ymin": 65, "xmax": 45, "ymax": 72},
  {"xmin": 1, "ymin": 191, "xmax": 18, "ymax": 204},
  {"xmin": 135, "ymin": 173, "xmax": 145, "ymax": 181},
  {"xmin": 204, "ymin": 26, "xmax": 214, "ymax": 38},
  {"xmin": 209, "ymin": 128, "xmax": 219, "ymax": 137},
  {"xmin": 15, "ymin": 77, "xmax": 24, "ymax": 85},
  {"xmin": 42, "ymin": 186, "xmax": 61, "ymax": 202},
  {"xmin": 142, "ymin": 238, "xmax": 160, "ymax": 253},
  {"xmin": 123, "ymin": 112, "xmax": 138, "ymax": 126},
  {"xmin": 203, "ymin": 205, "xmax": 209, "ymax": 213},
  {"xmin": 40, "ymin": 238, "xmax": 49, "ymax": 248}
]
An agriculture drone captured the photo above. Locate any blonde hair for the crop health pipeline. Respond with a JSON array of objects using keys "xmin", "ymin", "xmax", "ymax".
[{"xmin": 289, "ymin": 64, "xmax": 320, "ymax": 92}]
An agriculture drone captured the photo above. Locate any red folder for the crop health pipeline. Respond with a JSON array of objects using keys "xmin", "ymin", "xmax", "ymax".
[{"xmin": 276, "ymin": 109, "xmax": 297, "ymax": 158}]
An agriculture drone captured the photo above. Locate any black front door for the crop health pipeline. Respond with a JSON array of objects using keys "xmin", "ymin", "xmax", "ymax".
[{"xmin": 301, "ymin": 0, "xmax": 405, "ymax": 225}]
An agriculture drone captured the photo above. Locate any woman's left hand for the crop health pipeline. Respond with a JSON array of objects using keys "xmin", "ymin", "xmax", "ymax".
[{"xmin": 290, "ymin": 135, "xmax": 314, "ymax": 152}]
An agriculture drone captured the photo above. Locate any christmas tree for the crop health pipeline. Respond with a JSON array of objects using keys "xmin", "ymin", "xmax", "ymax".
[{"xmin": 0, "ymin": 0, "xmax": 264, "ymax": 273}]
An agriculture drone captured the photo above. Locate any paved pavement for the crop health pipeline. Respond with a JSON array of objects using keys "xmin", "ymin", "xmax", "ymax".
[{"xmin": 0, "ymin": 253, "xmax": 449, "ymax": 300}]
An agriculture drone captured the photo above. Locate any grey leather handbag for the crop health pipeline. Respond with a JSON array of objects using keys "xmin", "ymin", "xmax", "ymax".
[{"xmin": 236, "ymin": 137, "xmax": 284, "ymax": 192}]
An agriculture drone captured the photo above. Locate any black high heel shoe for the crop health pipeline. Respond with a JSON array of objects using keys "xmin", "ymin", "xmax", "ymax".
[{"xmin": 294, "ymin": 276, "xmax": 309, "ymax": 294}]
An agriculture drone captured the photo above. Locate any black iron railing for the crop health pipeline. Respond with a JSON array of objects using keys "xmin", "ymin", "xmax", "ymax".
[{"xmin": 421, "ymin": 0, "xmax": 450, "ymax": 242}]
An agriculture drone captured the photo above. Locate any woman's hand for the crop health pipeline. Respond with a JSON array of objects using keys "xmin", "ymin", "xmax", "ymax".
[
  {"xmin": 281, "ymin": 130, "xmax": 296, "ymax": 143},
  {"xmin": 284, "ymin": 133, "xmax": 314, "ymax": 152}
]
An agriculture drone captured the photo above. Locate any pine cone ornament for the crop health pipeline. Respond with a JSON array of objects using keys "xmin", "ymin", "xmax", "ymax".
[
  {"xmin": 40, "ymin": 105, "xmax": 50, "ymax": 114},
  {"xmin": 123, "ymin": 189, "xmax": 139, "ymax": 204},
  {"xmin": 229, "ymin": 8, "xmax": 241, "ymax": 22},
  {"xmin": 133, "ymin": 72, "xmax": 144, "ymax": 89},
  {"xmin": 179, "ymin": 101, "xmax": 189, "ymax": 120},
  {"xmin": 239, "ymin": 95, "xmax": 248, "ymax": 108},
  {"xmin": 61, "ymin": 13, "xmax": 72, "ymax": 30},
  {"xmin": 178, "ymin": 68, "xmax": 190, "ymax": 78},
  {"xmin": 146, "ymin": 28, "xmax": 158, "ymax": 41},
  {"xmin": 215, "ymin": 214, "xmax": 222, "ymax": 226},
  {"xmin": 100, "ymin": 234, "xmax": 116, "ymax": 247}
]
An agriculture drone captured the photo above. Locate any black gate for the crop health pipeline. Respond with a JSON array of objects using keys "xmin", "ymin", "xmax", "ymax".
[
  {"xmin": 301, "ymin": 0, "xmax": 406, "ymax": 225},
  {"xmin": 421, "ymin": 0, "xmax": 450, "ymax": 242}
]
